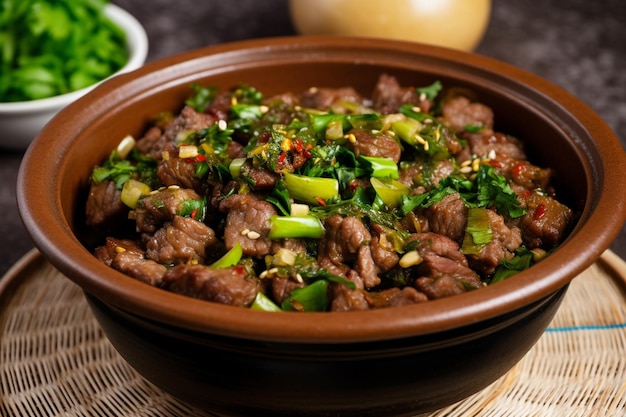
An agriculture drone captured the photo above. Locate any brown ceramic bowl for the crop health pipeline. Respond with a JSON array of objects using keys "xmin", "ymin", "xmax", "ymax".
[{"xmin": 17, "ymin": 37, "xmax": 626, "ymax": 416}]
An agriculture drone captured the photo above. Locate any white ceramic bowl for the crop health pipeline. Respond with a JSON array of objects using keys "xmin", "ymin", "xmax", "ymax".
[{"xmin": 0, "ymin": 5, "xmax": 148, "ymax": 151}]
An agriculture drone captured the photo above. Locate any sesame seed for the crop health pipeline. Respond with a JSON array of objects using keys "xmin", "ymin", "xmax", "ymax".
[
  {"xmin": 269, "ymin": 267, "xmax": 279, "ymax": 275},
  {"xmin": 459, "ymin": 166, "xmax": 473, "ymax": 174},
  {"xmin": 218, "ymin": 119, "xmax": 227, "ymax": 130},
  {"xmin": 411, "ymin": 106, "xmax": 421, "ymax": 113},
  {"xmin": 247, "ymin": 231, "xmax": 261, "ymax": 240},
  {"xmin": 347, "ymin": 133, "xmax": 357, "ymax": 143},
  {"xmin": 168, "ymin": 185, "xmax": 180, "ymax": 190},
  {"xmin": 419, "ymin": 92, "xmax": 427, "ymax": 101},
  {"xmin": 460, "ymin": 159, "xmax": 472, "ymax": 167},
  {"xmin": 295, "ymin": 273, "xmax": 303, "ymax": 283},
  {"xmin": 259, "ymin": 270, "xmax": 268, "ymax": 279},
  {"xmin": 488, "ymin": 149, "xmax": 497, "ymax": 160},
  {"xmin": 259, "ymin": 105, "xmax": 269, "ymax": 113},
  {"xmin": 115, "ymin": 246, "xmax": 126, "ymax": 253},
  {"xmin": 472, "ymin": 158, "xmax": 481, "ymax": 172},
  {"xmin": 241, "ymin": 228, "xmax": 250, "ymax": 236}
]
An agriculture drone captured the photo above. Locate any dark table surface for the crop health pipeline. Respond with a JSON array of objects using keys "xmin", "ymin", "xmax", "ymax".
[{"xmin": 1, "ymin": 0, "xmax": 625, "ymax": 277}]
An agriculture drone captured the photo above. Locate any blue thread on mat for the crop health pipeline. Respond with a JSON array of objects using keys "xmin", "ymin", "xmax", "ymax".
[{"xmin": 546, "ymin": 322, "xmax": 626, "ymax": 333}]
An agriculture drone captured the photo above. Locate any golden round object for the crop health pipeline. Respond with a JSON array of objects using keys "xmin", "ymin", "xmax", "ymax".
[{"xmin": 289, "ymin": 0, "xmax": 492, "ymax": 51}]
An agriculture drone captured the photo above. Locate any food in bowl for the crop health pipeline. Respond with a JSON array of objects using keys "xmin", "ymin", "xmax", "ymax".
[
  {"xmin": 85, "ymin": 74, "xmax": 574, "ymax": 312},
  {"xmin": 0, "ymin": 2, "xmax": 147, "ymax": 150},
  {"xmin": 0, "ymin": 0, "xmax": 128, "ymax": 102}
]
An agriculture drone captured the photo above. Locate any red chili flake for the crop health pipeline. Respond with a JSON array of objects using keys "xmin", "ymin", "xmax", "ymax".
[
  {"xmin": 277, "ymin": 152, "xmax": 286, "ymax": 163},
  {"xmin": 534, "ymin": 204, "xmax": 547, "ymax": 220},
  {"xmin": 315, "ymin": 196, "xmax": 327, "ymax": 206},
  {"xmin": 371, "ymin": 224, "xmax": 384, "ymax": 235},
  {"xmin": 523, "ymin": 190, "xmax": 532, "ymax": 198},
  {"xmin": 294, "ymin": 139, "xmax": 304, "ymax": 153},
  {"xmin": 489, "ymin": 160, "xmax": 502, "ymax": 168},
  {"xmin": 183, "ymin": 158, "xmax": 196, "ymax": 164},
  {"xmin": 195, "ymin": 154, "xmax": 207, "ymax": 162},
  {"xmin": 348, "ymin": 181, "xmax": 359, "ymax": 191},
  {"xmin": 512, "ymin": 163, "xmax": 525, "ymax": 175},
  {"xmin": 303, "ymin": 150, "xmax": 312, "ymax": 159},
  {"xmin": 235, "ymin": 265, "xmax": 245, "ymax": 275},
  {"xmin": 190, "ymin": 209, "xmax": 198, "ymax": 220}
]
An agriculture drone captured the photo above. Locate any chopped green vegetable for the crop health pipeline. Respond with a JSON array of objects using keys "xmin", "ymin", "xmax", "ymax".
[
  {"xmin": 370, "ymin": 177, "xmax": 410, "ymax": 209},
  {"xmin": 250, "ymin": 292, "xmax": 282, "ymax": 312},
  {"xmin": 178, "ymin": 198, "xmax": 207, "ymax": 222},
  {"xmin": 460, "ymin": 207, "xmax": 493, "ymax": 255},
  {"xmin": 281, "ymin": 279, "xmax": 329, "ymax": 312},
  {"xmin": 360, "ymin": 156, "xmax": 399, "ymax": 179},
  {"xmin": 185, "ymin": 84, "xmax": 217, "ymax": 112},
  {"xmin": 268, "ymin": 215, "xmax": 325, "ymax": 239},
  {"xmin": 0, "ymin": 0, "xmax": 128, "ymax": 102},
  {"xmin": 283, "ymin": 172, "xmax": 339, "ymax": 205},
  {"xmin": 120, "ymin": 179, "xmax": 151, "ymax": 209},
  {"xmin": 210, "ymin": 242, "xmax": 243, "ymax": 269},
  {"xmin": 416, "ymin": 80, "xmax": 443, "ymax": 101}
]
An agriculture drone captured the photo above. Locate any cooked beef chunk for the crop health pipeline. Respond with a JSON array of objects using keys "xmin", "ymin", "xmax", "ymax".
[
  {"xmin": 240, "ymin": 160, "xmax": 280, "ymax": 190},
  {"xmin": 365, "ymin": 286, "xmax": 429, "ymax": 308},
  {"xmin": 517, "ymin": 193, "xmax": 573, "ymax": 249},
  {"xmin": 86, "ymin": 180, "xmax": 127, "ymax": 227},
  {"xmin": 318, "ymin": 215, "xmax": 380, "ymax": 288},
  {"xmin": 440, "ymin": 96, "xmax": 494, "ymax": 134},
  {"xmin": 157, "ymin": 153, "xmax": 207, "ymax": 194},
  {"xmin": 330, "ymin": 286, "xmax": 370, "ymax": 312},
  {"xmin": 112, "ymin": 251, "xmax": 168, "ymax": 286},
  {"xmin": 162, "ymin": 264, "xmax": 259, "ymax": 307},
  {"xmin": 135, "ymin": 125, "xmax": 166, "ymax": 159},
  {"xmin": 370, "ymin": 235, "xmax": 400, "ymax": 273},
  {"xmin": 136, "ymin": 106, "xmax": 217, "ymax": 159},
  {"xmin": 465, "ymin": 210, "xmax": 522, "ymax": 275},
  {"xmin": 426, "ymin": 192, "xmax": 468, "ymax": 244},
  {"xmin": 300, "ymin": 86, "xmax": 362, "ymax": 110},
  {"xmin": 94, "ymin": 237, "xmax": 144, "ymax": 266},
  {"xmin": 143, "ymin": 215, "xmax": 217, "ymax": 265},
  {"xmin": 464, "ymin": 130, "xmax": 526, "ymax": 160},
  {"xmin": 270, "ymin": 238, "xmax": 308, "ymax": 256},
  {"xmin": 407, "ymin": 232, "xmax": 482, "ymax": 298},
  {"xmin": 371, "ymin": 73, "xmax": 432, "ymax": 115},
  {"xmin": 135, "ymin": 187, "xmax": 204, "ymax": 233},
  {"xmin": 205, "ymin": 91, "xmax": 232, "ymax": 120},
  {"xmin": 415, "ymin": 274, "xmax": 473, "ymax": 299},
  {"xmin": 220, "ymin": 193, "xmax": 276, "ymax": 257},
  {"xmin": 398, "ymin": 159, "xmax": 455, "ymax": 190},
  {"xmin": 95, "ymin": 237, "xmax": 166, "ymax": 286},
  {"xmin": 270, "ymin": 276, "xmax": 305, "ymax": 304},
  {"xmin": 226, "ymin": 140, "xmax": 245, "ymax": 160},
  {"xmin": 505, "ymin": 159, "xmax": 552, "ymax": 191},
  {"xmin": 347, "ymin": 128, "xmax": 402, "ymax": 163}
]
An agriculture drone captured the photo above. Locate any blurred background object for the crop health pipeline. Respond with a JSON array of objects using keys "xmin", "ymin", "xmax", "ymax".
[
  {"xmin": 0, "ymin": 2, "xmax": 148, "ymax": 150},
  {"xmin": 289, "ymin": 0, "xmax": 492, "ymax": 51}
]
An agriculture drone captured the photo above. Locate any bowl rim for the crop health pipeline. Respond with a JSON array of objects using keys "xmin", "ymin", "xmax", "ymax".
[
  {"xmin": 17, "ymin": 36, "xmax": 626, "ymax": 343},
  {"xmin": 0, "ymin": 4, "xmax": 148, "ymax": 113}
]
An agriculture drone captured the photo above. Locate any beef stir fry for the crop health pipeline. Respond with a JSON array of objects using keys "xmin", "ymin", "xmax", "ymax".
[{"xmin": 86, "ymin": 74, "xmax": 574, "ymax": 312}]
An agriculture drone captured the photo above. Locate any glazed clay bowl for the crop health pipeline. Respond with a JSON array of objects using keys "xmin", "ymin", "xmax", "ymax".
[{"xmin": 17, "ymin": 37, "xmax": 626, "ymax": 416}]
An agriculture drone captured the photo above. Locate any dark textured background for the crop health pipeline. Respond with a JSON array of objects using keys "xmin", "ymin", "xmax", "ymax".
[{"xmin": 1, "ymin": 0, "xmax": 624, "ymax": 276}]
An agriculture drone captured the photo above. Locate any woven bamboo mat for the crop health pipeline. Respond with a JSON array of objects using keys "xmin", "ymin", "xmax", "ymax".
[{"xmin": 1, "ymin": 250, "xmax": 625, "ymax": 417}]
